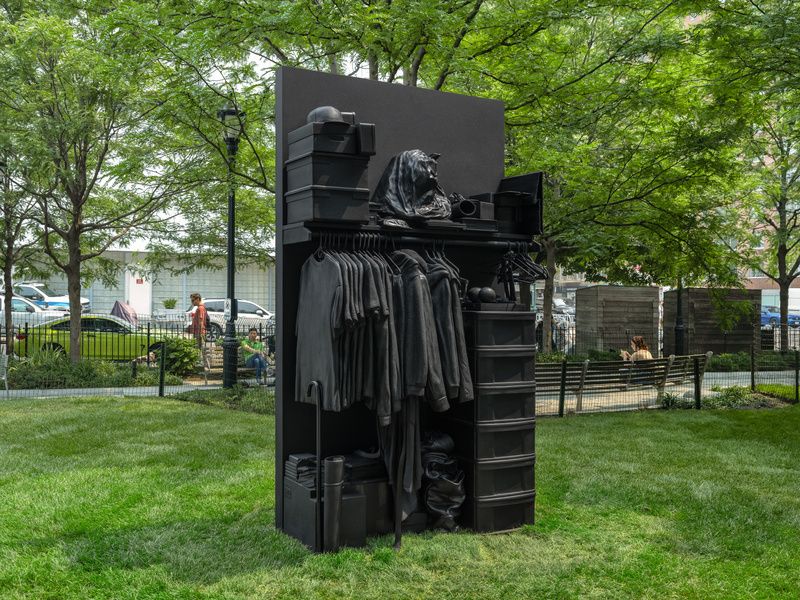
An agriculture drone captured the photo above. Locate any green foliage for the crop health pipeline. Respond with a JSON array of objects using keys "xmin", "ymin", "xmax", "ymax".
[
  {"xmin": 660, "ymin": 392, "xmax": 693, "ymax": 410},
  {"xmin": 756, "ymin": 384, "xmax": 798, "ymax": 403},
  {"xmin": 662, "ymin": 385, "xmax": 790, "ymax": 410},
  {"xmin": 162, "ymin": 298, "xmax": 177, "ymax": 309},
  {"xmin": 537, "ymin": 350, "xmax": 622, "ymax": 364},
  {"xmin": 174, "ymin": 385, "xmax": 274, "ymax": 415},
  {"xmin": 706, "ymin": 351, "xmax": 796, "ymax": 372},
  {"xmin": 706, "ymin": 352, "xmax": 751, "ymax": 372},
  {"xmin": 7, "ymin": 353, "xmax": 182, "ymax": 389},
  {"xmin": 153, "ymin": 337, "xmax": 200, "ymax": 377}
]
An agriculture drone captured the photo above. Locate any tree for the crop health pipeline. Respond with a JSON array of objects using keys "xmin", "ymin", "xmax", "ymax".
[
  {"xmin": 0, "ymin": 150, "xmax": 41, "ymax": 354},
  {"xmin": 703, "ymin": 0, "xmax": 800, "ymax": 350},
  {"xmin": 0, "ymin": 12, "xmax": 185, "ymax": 361}
]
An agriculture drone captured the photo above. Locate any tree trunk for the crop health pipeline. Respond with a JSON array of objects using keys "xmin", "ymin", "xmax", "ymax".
[
  {"xmin": 66, "ymin": 244, "xmax": 83, "ymax": 363},
  {"xmin": 542, "ymin": 238, "xmax": 556, "ymax": 353},
  {"xmin": 3, "ymin": 260, "xmax": 13, "ymax": 356},
  {"xmin": 779, "ymin": 279, "xmax": 789, "ymax": 352},
  {"xmin": 368, "ymin": 52, "xmax": 379, "ymax": 80}
]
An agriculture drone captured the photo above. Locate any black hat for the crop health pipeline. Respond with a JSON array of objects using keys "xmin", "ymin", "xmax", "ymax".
[{"xmin": 306, "ymin": 105, "xmax": 347, "ymax": 124}]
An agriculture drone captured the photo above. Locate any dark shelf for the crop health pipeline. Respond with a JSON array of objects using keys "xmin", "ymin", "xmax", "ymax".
[{"xmin": 281, "ymin": 221, "xmax": 538, "ymax": 251}]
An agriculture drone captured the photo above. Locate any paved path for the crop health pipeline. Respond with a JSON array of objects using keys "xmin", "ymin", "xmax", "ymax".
[{"xmin": 2, "ymin": 376, "xmax": 275, "ymax": 400}]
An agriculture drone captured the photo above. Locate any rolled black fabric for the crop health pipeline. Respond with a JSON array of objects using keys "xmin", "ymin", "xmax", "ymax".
[
  {"xmin": 451, "ymin": 198, "xmax": 477, "ymax": 219},
  {"xmin": 323, "ymin": 455, "xmax": 345, "ymax": 552}
]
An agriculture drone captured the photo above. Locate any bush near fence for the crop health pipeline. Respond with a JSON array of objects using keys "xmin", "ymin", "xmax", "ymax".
[{"xmin": 7, "ymin": 351, "xmax": 182, "ymax": 390}]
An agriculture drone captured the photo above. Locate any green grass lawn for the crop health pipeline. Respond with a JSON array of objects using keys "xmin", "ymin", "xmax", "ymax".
[{"xmin": 1, "ymin": 398, "xmax": 799, "ymax": 599}]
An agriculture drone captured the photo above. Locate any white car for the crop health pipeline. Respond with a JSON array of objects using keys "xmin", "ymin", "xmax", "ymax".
[
  {"xmin": 186, "ymin": 298, "xmax": 274, "ymax": 340},
  {"xmin": 13, "ymin": 282, "xmax": 90, "ymax": 312},
  {"xmin": 0, "ymin": 295, "xmax": 70, "ymax": 330}
]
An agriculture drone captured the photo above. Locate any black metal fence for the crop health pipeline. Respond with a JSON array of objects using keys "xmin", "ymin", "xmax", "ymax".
[
  {"xmin": 1, "ymin": 313, "xmax": 275, "ymax": 396},
  {"xmin": 536, "ymin": 344, "xmax": 800, "ymax": 416},
  {"xmin": 2, "ymin": 314, "xmax": 796, "ymax": 414}
]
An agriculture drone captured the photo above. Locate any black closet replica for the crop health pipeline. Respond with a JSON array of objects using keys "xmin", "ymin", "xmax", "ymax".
[{"xmin": 275, "ymin": 68, "xmax": 543, "ymax": 551}]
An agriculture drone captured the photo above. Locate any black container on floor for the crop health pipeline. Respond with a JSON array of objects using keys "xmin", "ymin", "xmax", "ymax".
[
  {"xmin": 285, "ymin": 185, "xmax": 370, "ymax": 224},
  {"xmin": 463, "ymin": 311, "xmax": 536, "ymax": 347},
  {"xmin": 283, "ymin": 477, "xmax": 367, "ymax": 550},
  {"xmin": 286, "ymin": 152, "xmax": 369, "ymax": 192},
  {"xmin": 461, "ymin": 490, "xmax": 536, "ymax": 532}
]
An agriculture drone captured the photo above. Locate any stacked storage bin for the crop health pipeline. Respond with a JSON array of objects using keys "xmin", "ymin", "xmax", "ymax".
[
  {"xmin": 443, "ymin": 310, "xmax": 536, "ymax": 532},
  {"xmin": 284, "ymin": 112, "xmax": 375, "ymax": 224}
]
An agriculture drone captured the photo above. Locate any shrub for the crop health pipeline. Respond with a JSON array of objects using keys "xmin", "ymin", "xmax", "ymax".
[
  {"xmin": 661, "ymin": 391, "xmax": 694, "ymax": 410},
  {"xmin": 162, "ymin": 298, "xmax": 178, "ymax": 309},
  {"xmin": 706, "ymin": 352, "xmax": 750, "ymax": 372},
  {"xmin": 7, "ymin": 353, "xmax": 182, "ymax": 389},
  {"xmin": 153, "ymin": 337, "xmax": 200, "ymax": 376},
  {"xmin": 707, "ymin": 385, "xmax": 752, "ymax": 408}
]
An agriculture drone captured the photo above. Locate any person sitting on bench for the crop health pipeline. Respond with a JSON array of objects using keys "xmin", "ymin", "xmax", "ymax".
[
  {"xmin": 620, "ymin": 336, "xmax": 653, "ymax": 362},
  {"xmin": 241, "ymin": 327, "xmax": 268, "ymax": 384}
]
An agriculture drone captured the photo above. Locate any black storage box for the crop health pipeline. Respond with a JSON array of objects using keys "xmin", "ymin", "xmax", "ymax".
[
  {"xmin": 463, "ymin": 311, "xmax": 536, "ymax": 347},
  {"xmin": 285, "ymin": 185, "xmax": 370, "ymax": 224},
  {"xmin": 286, "ymin": 153, "xmax": 369, "ymax": 192},
  {"xmin": 461, "ymin": 490, "xmax": 536, "ymax": 533},
  {"xmin": 288, "ymin": 122, "xmax": 376, "ymax": 159},
  {"xmin": 470, "ymin": 345, "xmax": 536, "ymax": 384},
  {"xmin": 283, "ymin": 476, "xmax": 392, "ymax": 549},
  {"xmin": 442, "ymin": 417, "xmax": 536, "ymax": 460},
  {"xmin": 283, "ymin": 477, "xmax": 367, "ymax": 549},
  {"xmin": 288, "ymin": 122, "xmax": 358, "ymax": 158},
  {"xmin": 449, "ymin": 381, "xmax": 536, "ymax": 423},
  {"xmin": 461, "ymin": 454, "xmax": 536, "ymax": 498}
]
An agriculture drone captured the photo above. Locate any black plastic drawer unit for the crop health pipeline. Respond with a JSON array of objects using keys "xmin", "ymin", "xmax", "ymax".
[
  {"xmin": 462, "ymin": 454, "xmax": 536, "ymax": 498},
  {"xmin": 449, "ymin": 381, "xmax": 536, "ymax": 423},
  {"xmin": 470, "ymin": 345, "xmax": 536, "ymax": 384},
  {"xmin": 445, "ymin": 417, "xmax": 536, "ymax": 461},
  {"xmin": 285, "ymin": 185, "xmax": 370, "ymax": 224},
  {"xmin": 461, "ymin": 490, "xmax": 536, "ymax": 533},
  {"xmin": 463, "ymin": 311, "xmax": 536, "ymax": 347},
  {"xmin": 285, "ymin": 153, "xmax": 369, "ymax": 192}
]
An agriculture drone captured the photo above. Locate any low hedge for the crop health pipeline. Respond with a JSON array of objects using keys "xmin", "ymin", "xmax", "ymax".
[{"xmin": 8, "ymin": 350, "xmax": 182, "ymax": 390}]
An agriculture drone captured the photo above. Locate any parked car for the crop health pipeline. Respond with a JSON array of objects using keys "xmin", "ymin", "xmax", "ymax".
[
  {"xmin": 13, "ymin": 282, "xmax": 90, "ymax": 312},
  {"xmin": 760, "ymin": 306, "xmax": 800, "ymax": 328},
  {"xmin": 186, "ymin": 298, "xmax": 274, "ymax": 340},
  {"xmin": 16, "ymin": 314, "xmax": 168, "ymax": 360},
  {"xmin": 0, "ymin": 295, "xmax": 69, "ymax": 330}
]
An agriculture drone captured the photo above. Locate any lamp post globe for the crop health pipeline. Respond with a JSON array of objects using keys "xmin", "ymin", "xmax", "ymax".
[{"xmin": 218, "ymin": 101, "xmax": 245, "ymax": 388}]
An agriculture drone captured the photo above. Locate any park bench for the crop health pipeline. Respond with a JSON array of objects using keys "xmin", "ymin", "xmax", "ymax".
[{"xmin": 536, "ymin": 352, "xmax": 713, "ymax": 411}]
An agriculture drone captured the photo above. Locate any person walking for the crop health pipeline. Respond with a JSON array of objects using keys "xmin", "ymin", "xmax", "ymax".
[{"xmin": 190, "ymin": 293, "xmax": 211, "ymax": 373}]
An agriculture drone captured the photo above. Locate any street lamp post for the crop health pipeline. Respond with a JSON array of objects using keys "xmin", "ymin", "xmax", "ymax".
[{"xmin": 219, "ymin": 101, "xmax": 245, "ymax": 388}]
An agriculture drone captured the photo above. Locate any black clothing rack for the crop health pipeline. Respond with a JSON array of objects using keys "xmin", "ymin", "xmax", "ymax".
[
  {"xmin": 275, "ymin": 67, "xmax": 537, "ymax": 550},
  {"xmin": 283, "ymin": 221, "xmax": 540, "ymax": 252}
]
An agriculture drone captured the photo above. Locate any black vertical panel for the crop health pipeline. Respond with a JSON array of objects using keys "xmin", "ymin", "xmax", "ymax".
[{"xmin": 275, "ymin": 67, "xmax": 505, "ymax": 529}]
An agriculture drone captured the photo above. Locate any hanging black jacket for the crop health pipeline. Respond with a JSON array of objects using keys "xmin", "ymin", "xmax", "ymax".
[{"xmin": 391, "ymin": 251, "xmax": 449, "ymax": 412}]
